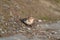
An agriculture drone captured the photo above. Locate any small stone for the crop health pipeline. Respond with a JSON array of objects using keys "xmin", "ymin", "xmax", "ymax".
[
  {"xmin": 5, "ymin": 22, "xmax": 8, "ymax": 25},
  {"xmin": 14, "ymin": 22, "xmax": 17, "ymax": 24},
  {"xmin": 19, "ymin": 30, "xmax": 25, "ymax": 32},
  {"xmin": 3, "ymin": 4, "xmax": 10, "ymax": 9},
  {"xmin": 4, "ymin": 30, "xmax": 7, "ymax": 33},
  {"xmin": 49, "ymin": 33, "xmax": 53, "ymax": 35},
  {"xmin": 10, "ymin": 11, "xmax": 13, "ymax": 16},
  {"xmin": 51, "ymin": 31, "xmax": 57, "ymax": 34},
  {"xmin": 1, "ymin": 31, "xmax": 5, "ymax": 34},
  {"xmin": 37, "ymin": 25, "xmax": 40, "ymax": 27},
  {"xmin": 15, "ymin": 5, "xmax": 20, "ymax": 9},
  {"xmin": 27, "ymin": 28, "xmax": 31, "ymax": 30},
  {"xmin": 16, "ymin": 31, "xmax": 19, "ymax": 33},
  {"xmin": 48, "ymin": 36, "xmax": 51, "ymax": 39},
  {"xmin": 38, "ymin": 20, "xmax": 42, "ymax": 22},
  {"xmin": 0, "ymin": 29, "xmax": 2, "ymax": 31},
  {"xmin": 45, "ymin": 24, "xmax": 49, "ymax": 27}
]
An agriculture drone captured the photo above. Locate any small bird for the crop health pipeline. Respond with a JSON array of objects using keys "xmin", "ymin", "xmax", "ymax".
[{"xmin": 20, "ymin": 16, "xmax": 35, "ymax": 26}]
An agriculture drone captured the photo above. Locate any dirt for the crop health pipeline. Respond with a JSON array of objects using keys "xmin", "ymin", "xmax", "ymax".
[{"xmin": 0, "ymin": 0, "xmax": 60, "ymax": 21}]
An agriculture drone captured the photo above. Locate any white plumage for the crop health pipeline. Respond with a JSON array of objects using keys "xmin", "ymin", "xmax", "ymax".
[{"xmin": 24, "ymin": 17, "xmax": 35, "ymax": 25}]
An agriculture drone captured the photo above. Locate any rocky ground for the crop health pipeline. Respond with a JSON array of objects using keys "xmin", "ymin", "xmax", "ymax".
[
  {"xmin": 0, "ymin": 21, "xmax": 60, "ymax": 40},
  {"xmin": 0, "ymin": 0, "xmax": 60, "ymax": 40}
]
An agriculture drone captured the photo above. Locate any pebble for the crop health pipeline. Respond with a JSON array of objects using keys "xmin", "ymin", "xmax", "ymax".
[
  {"xmin": 0, "ymin": 29, "xmax": 2, "ymax": 31},
  {"xmin": 27, "ymin": 28, "xmax": 31, "ymax": 30},
  {"xmin": 37, "ymin": 25, "xmax": 40, "ymax": 27},
  {"xmin": 16, "ymin": 31, "xmax": 19, "ymax": 33},
  {"xmin": 51, "ymin": 31, "xmax": 57, "ymax": 34},
  {"xmin": 23, "ymin": 27, "xmax": 26, "ymax": 29},
  {"xmin": 45, "ymin": 24, "xmax": 49, "ymax": 27},
  {"xmin": 49, "ymin": 33, "xmax": 53, "ymax": 35},
  {"xmin": 1, "ymin": 31, "xmax": 5, "ymax": 34},
  {"xmin": 19, "ymin": 30, "xmax": 25, "ymax": 32},
  {"xmin": 14, "ymin": 22, "xmax": 17, "ymax": 24},
  {"xmin": 38, "ymin": 20, "xmax": 42, "ymax": 22},
  {"xmin": 10, "ymin": 11, "xmax": 13, "ymax": 16},
  {"xmin": 15, "ymin": 5, "xmax": 20, "ymax": 9},
  {"xmin": 5, "ymin": 22, "xmax": 8, "ymax": 25},
  {"xmin": 4, "ymin": 30, "xmax": 7, "ymax": 33},
  {"xmin": 14, "ymin": 3, "xmax": 20, "ymax": 9},
  {"xmin": 3, "ymin": 4, "xmax": 10, "ymax": 9}
]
